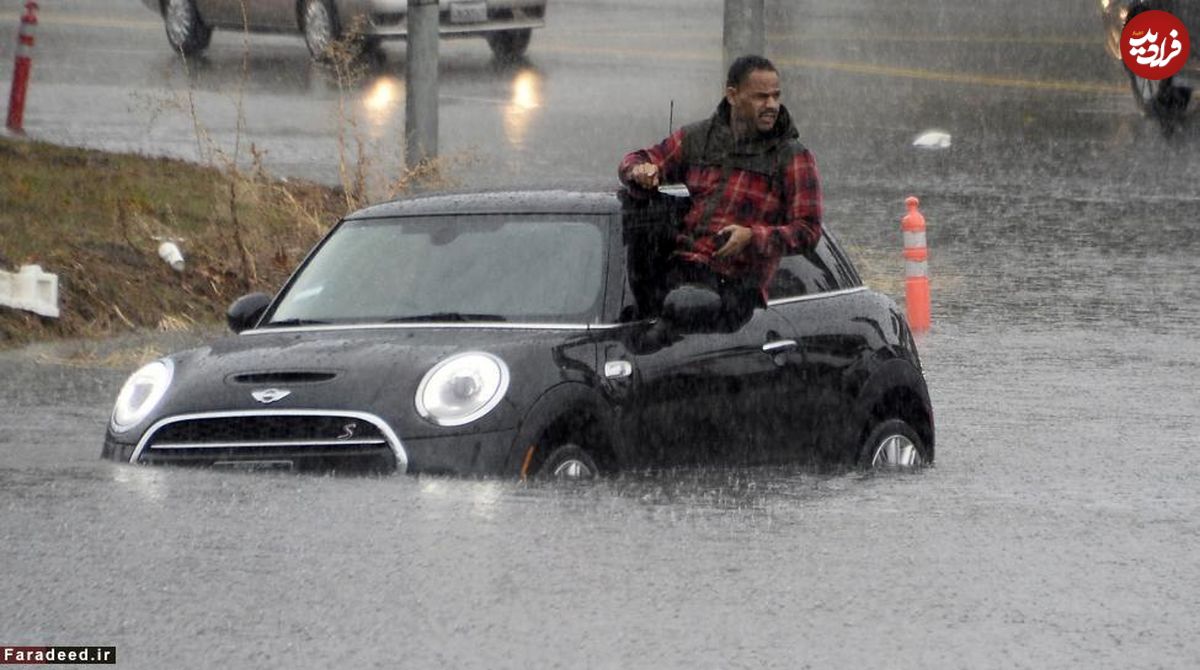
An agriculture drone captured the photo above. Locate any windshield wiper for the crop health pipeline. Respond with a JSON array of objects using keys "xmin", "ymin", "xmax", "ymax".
[
  {"xmin": 387, "ymin": 312, "xmax": 508, "ymax": 323},
  {"xmin": 263, "ymin": 318, "xmax": 332, "ymax": 328}
]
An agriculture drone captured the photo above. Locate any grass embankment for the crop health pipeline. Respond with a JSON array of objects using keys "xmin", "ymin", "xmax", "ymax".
[{"xmin": 0, "ymin": 137, "xmax": 345, "ymax": 348}]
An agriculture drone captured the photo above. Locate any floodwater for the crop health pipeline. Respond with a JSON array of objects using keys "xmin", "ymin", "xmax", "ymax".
[{"xmin": 2, "ymin": 0, "xmax": 1199, "ymax": 667}]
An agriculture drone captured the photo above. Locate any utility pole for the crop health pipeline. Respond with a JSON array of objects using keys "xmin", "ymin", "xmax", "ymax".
[
  {"xmin": 405, "ymin": 0, "xmax": 438, "ymax": 168},
  {"xmin": 723, "ymin": 0, "xmax": 765, "ymax": 74}
]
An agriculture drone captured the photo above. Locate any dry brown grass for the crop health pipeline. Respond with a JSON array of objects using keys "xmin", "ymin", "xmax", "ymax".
[{"xmin": 0, "ymin": 137, "xmax": 345, "ymax": 348}]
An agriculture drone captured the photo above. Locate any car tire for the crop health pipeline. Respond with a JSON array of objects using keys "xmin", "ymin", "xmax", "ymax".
[
  {"xmin": 303, "ymin": 0, "xmax": 349, "ymax": 62},
  {"xmin": 163, "ymin": 0, "xmax": 212, "ymax": 56},
  {"xmin": 1129, "ymin": 72, "xmax": 1192, "ymax": 122},
  {"xmin": 536, "ymin": 443, "xmax": 599, "ymax": 480},
  {"xmin": 486, "ymin": 29, "xmax": 532, "ymax": 63},
  {"xmin": 858, "ymin": 418, "xmax": 929, "ymax": 468}
]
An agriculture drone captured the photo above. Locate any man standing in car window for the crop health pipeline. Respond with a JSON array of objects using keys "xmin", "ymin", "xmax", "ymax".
[{"xmin": 618, "ymin": 55, "xmax": 823, "ymax": 317}]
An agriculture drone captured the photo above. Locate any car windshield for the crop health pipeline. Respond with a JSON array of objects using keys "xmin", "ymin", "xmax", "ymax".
[{"xmin": 267, "ymin": 214, "xmax": 608, "ymax": 325}]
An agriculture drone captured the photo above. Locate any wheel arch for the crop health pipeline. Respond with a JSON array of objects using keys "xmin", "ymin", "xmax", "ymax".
[
  {"xmin": 506, "ymin": 382, "xmax": 622, "ymax": 477},
  {"xmin": 848, "ymin": 358, "xmax": 935, "ymax": 463}
]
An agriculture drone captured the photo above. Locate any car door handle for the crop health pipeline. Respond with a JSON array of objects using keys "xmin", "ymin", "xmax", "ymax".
[{"xmin": 761, "ymin": 339, "xmax": 798, "ymax": 354}]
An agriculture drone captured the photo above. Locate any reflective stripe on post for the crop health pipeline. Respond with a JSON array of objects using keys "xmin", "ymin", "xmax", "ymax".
[
  {"xmin": 6, "ymin": 1, "xmax": 39, "ymax": 134},
  {"xmin": 901, "ymin": 196, "xmax": 931, "ymax": 332}
]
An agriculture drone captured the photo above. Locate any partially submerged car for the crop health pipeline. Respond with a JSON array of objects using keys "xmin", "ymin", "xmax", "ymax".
[
  {"xmin": 1102, "ymin": 1, "xmax": 1198, "ymax": 125},
  {"xmin": 144, "ymin": 0, "xmax": 546, "ymax": 61},
  {"xmin": 102, "ymin": 190, "xmax": 934, "ymax": 478}
]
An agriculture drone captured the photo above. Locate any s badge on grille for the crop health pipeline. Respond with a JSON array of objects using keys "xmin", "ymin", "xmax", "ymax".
[{"xmin": 251, "ymin": 388, "xmax": 291, "ymax": 404}]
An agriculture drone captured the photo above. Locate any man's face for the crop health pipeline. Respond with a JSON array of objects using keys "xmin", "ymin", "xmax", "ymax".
[{"xmin": 726, "ymin": 69, "xmax": 782, "ymax": 136}]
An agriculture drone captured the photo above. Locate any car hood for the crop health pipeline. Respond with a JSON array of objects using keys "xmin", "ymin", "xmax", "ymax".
[{"xmin": 143, "ymin": 326, "xmax": 598, "ymax": 439}]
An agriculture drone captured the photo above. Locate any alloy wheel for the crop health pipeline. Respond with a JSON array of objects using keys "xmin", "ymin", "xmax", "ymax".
[
  {"xmin": 869, "ymin": 433, "xmax": 924, "ymax": 468},
  {"xmin": 552, "ymin": 458, "xmax": 595, "ymax": 480}
]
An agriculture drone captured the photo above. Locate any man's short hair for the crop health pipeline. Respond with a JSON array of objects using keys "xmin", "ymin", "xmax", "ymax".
[{"xmin": 726, "ymin": 55, "xmax": 777, "ymax": 89}]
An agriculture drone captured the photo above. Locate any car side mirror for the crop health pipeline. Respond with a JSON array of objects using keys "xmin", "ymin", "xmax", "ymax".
[
  {"xmin": 661, "ymin": 284, "xmax": 724, "ymax": 333},
  {"xmin": 226, "ymin": 292, "xmax": 271, "ymax": 333}
]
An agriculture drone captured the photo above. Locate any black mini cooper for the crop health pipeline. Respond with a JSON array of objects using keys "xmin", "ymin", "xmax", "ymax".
[{"xmin": 102, "ymin": 190, "xmax": 934, "ymax": 478}]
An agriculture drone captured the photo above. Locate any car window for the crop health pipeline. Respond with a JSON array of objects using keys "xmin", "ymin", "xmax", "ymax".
[
  {"xmin": 268, "ymin": 215, "xmax": 607, "ymax": 324},
  {"xmin": 767, "ymin": 237, "xmax": 841, "ymax": 300},
  {"xmin": 817, "ymin": 233, "xmax": 862, "ymax": 289}
]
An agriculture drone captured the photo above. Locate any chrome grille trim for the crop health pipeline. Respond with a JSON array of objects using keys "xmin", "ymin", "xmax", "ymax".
[
  {"xmin": 131, "ymin": 409, "xmax": 408, "ymax": 472},
  {"xmin": 149, "ymin": 438, "xmax": 388, "ymax": 450}
]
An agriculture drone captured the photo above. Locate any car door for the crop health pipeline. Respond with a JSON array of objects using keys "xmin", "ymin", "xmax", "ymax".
[
  {"xmin": 765, "ymin": 235, "xmax": 871, "ymax": 460},
  {"xmin": 621, "ymin": 306, "xmax": 799, "ymax": 467},
  {"xmin": 249, "ymin": 0, "xmax": 296, "ymax": 30},
  {"xmin": 610, "ymin": 194, "xmax": 803, "ymax": 467},
  {"xmin": 194, "ymin": 0, "xmax": 289, "ymax": 30},
  {"xmin": 194, "ymin": 0, "xmax": 243, "ymax": 27}
]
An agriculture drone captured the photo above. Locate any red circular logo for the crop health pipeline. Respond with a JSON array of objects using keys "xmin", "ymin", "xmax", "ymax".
[{"xmin": 1121, "ymin": 10, "xmax": 1190, "ymax": 80}]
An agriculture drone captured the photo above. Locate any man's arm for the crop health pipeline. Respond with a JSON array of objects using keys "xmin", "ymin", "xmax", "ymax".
[
  {"xmin": 748, "ymin": 147, "xmax": 823, "ymax": 256},
  {"xmin": 618, "ymin": 128, "xmax": 688, "ymax": 192}
]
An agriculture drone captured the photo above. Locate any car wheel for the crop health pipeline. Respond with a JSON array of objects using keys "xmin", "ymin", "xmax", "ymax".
[
  {"xmin": 486, "ymin": 29, "xmax": 532, "ymax": 62},
  {"xmin": 859, "ymin": 418, "xmax": 928, "ymax": 468},
  {"xmin": 1129, "ymin": 72, "xmax": 1192, "ymax": 121},
  {"xmin": 536, "ymin": 443, "xmax": 599, "ymax": 481},
  {"xmin": 303, "ymin": 0, "xmax": 343, "ymax": 61},
  {"xmin": 163, "ymin": 0, "xmax": 212, "ymax": 56}
]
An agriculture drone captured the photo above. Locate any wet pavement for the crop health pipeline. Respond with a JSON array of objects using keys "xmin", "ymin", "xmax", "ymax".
[{"xmin": 2, "ymin": 1, "xmax": 1200, "ymax": 668}]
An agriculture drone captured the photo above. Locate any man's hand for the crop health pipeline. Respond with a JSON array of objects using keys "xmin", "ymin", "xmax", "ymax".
[
  {"xmin": 628, "ymin": 162, "xmax": 661, "ymax": 190},
  {"xmin": 713, "ymin": 225, "xmax": 753, "ymax": 258}
]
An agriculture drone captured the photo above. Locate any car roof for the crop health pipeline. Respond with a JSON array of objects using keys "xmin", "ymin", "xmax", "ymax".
[{"xmin": 344, "ymin": 189, "xmax": 625, "ymax": 219}]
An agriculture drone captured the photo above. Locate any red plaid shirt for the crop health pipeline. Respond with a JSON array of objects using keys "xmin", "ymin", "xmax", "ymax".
[{"xmin": 619, "ymin": 120, "xmax": 822, "ymax": 302}]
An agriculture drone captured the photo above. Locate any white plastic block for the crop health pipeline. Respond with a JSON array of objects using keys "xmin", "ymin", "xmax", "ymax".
[
  {"xmin": 0, "ymin": 264, "xmax": 60, "ymax": 318},
  {"xmin": 912, "ymin": 130, "xmax": 952, "ymax": 150}
]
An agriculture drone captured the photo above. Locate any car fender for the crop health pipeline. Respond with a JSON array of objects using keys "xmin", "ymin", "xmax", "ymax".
[
  {"xmin": 840, "ymin": 357, "xmax": 934, "ymax": 460},
  {"xmin": 505, "ymin": 381, "xmax": 623, "ymax": 475}
]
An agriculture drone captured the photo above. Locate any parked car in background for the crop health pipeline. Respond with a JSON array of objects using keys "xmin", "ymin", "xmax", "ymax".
[
  {"xmin": 1101, "ymin": 0, "xmax": 1198, "ymax": 126},
  {"xmin": 102, "ymin": 189, "xmax": 934, "ymax": 478},
  {"xmin": 143, "ymin": 0, "xmax": 546, "ymax": 61}
]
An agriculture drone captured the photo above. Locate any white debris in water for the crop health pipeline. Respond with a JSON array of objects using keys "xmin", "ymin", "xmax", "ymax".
[{"xmin": 912, "ymin": 130, "xmax": 952, "ymax": 150}]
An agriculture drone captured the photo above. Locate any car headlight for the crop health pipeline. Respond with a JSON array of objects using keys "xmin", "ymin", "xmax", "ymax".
[
  {"xmin": 110, "ymin": 359, "xmax": 174, "ymax": 432},
  {"xmin": 416, "ymin": 352, "xmax": 510, "ymax": 427}
]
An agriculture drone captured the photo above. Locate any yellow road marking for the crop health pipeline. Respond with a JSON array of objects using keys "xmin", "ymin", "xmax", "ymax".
[
  {"xmin": 555, "ymin": 30, "xmax": 1102, "ymax": 47},
  {"xmin": 537, "ymin": 43, "xmax": 1127, "ymax": 96},
  {"xmin": 787, "ymin": 33, "xmax": 1103, "ymax": 46},
  {"xmin": 780, "ymin": 57, "xmax": 1128, "ymax": 95}
]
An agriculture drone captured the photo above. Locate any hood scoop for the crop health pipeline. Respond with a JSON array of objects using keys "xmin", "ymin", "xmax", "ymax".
[{"xmin": 229, "ymin": 371, "xmax": 338, "ymax": 385}]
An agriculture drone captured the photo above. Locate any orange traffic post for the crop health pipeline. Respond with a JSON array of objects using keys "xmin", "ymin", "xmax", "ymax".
[
  {"xmin": 901, "ymin": 196, "xmax": 931, "ymax": 332},
  {"xmin": 6, "ymin": 1, "xmax": 38, "ymax": 134}
]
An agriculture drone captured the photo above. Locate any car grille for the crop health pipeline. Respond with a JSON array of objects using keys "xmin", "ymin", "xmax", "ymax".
[{"xmin": 135, "ymin": 411, "xmax": 403, "ymax": 471}]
